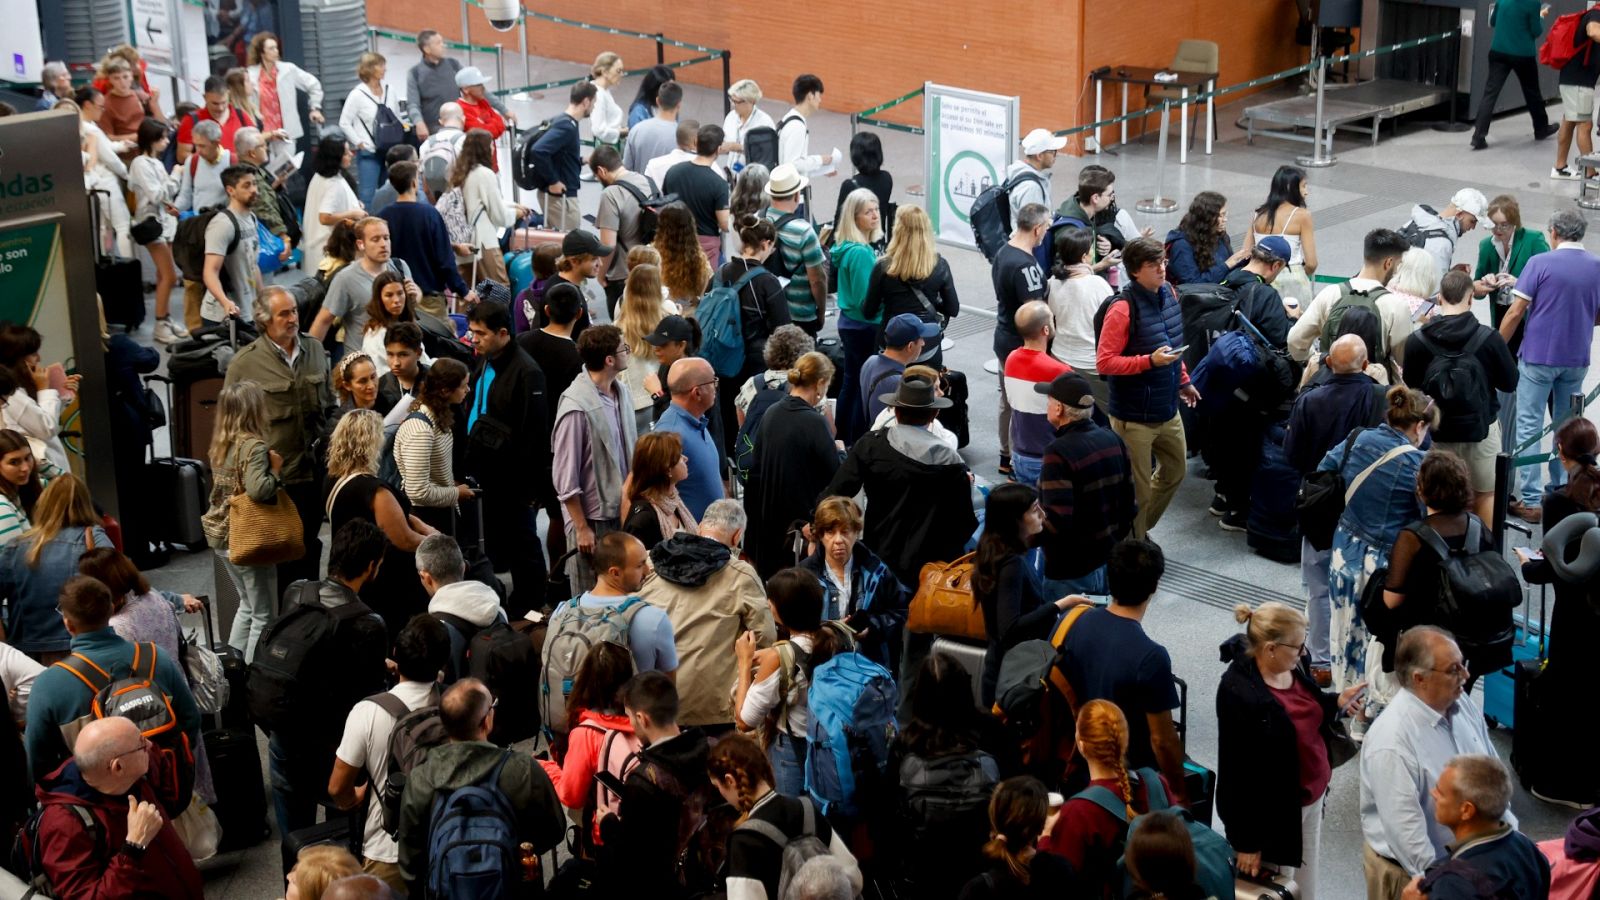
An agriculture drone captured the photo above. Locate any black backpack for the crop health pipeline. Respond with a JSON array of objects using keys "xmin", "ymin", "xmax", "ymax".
[
  {"xmin": 466, "ymin": 619, "xmax": 544, "ymax": 745},
  {"xmin": 897, "ymin": 750, "xmax": 1000, "ymax": 847},
  {"xmin": 173, "ymin": 207, "xmax": 240, "ymax": 284},
  {"xmin": 514, "ymin": 119, "xmax": 556, "ymax": 191},
  {"xmin": 969, "ymin": 172, "xmax": 1045, "ymax": 261},
  {"xmin": 367, "ymin": 690, "xmax": 448, "ymax": 836},
  {"xmin": 1091, "ymin": 290, "xmax": 1141, "ymax": 349},
  {"xmin": 734, "ymin": 378, "xmax": 788, "ymax": 485},
  {"xmin": 1177, "ymin": 281, "xmax": 1241, "ymax": 370},
  {"xmin": 762, "ymin": 211, "xmax": 805, "ymax": 279},
  {"xmin": 1398, "ymin": 205, "xmax": 1454, "ymax": 249},
  {"xmin": 247, "ymin": 582, "xmax": 375, "ymax": 738},
  {"xmin": 1414, "ymin": 328, "xmax": 1494, "ymax": 442},
  {"xmin": 612, "ymin": 176, "xmax": 673, "ymax": 246},
  {"xmin": 742, "ymin": 126, "xmax": 780, "ymax": 171},
  {"xmin": 1415, "ymin": 517, "xmax": 1520, "ymax": 663}
]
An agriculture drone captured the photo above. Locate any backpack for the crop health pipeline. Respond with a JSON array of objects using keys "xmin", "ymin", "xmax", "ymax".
[
  {"xmin": 359, "ymin": 86, "xmax": 407, "ymax": 155},
  {"xmin": 1036, "ymin": 213, "xmax": 1091, "ymax": 272},
  {"xmin": 1320, "ymin": 283, "xmax": 1391, "ymax": 361},
  {"xmin": 1176, "ymin": 281, "xmax": 1241, "ymax": 368},
  {"xmin": 438, "ymin": 188, "xmax": 474, "ymax": 247},
  {"xmin": 368, "ymin": 689, "xmax": 449, "ymax": 837},
  {"xmin": 735, "ymin": 795, "xmax": 824, "ymax": 884},
  {"xmin": 421, "ymin": 131, "xmax": 463, "ymax": 198},
  {"xmin": 699, "ymin": 265, "xmax": 768, "ymax": 378},
  {"xmin": 1542, "ymin": 11, "xmax": 1593, "ymax": 69},
  {"xmin": 742, "ymin": 125, "xmax": 780, "ymax": 170},
  {"xmin": 1415, "ymin": 517, "xmax": 1520, "ymax": 662},
  {"xmin": 539, "ymin": 599, "xmax": 647, "ymax": 742},
  {"xmin": 897, "ymin": 750, "xmax": 1000, "ymax": 848},
  {"xmin": 969, "ymin": 172, "xmax": 1046, "ymax": 261},
  {"xmin": 12, "ymin": 803, "xmax": 102, "ymax": 897},
  {"xmin": 1398, "ymin": 206, "xmax": 1454, "ymax": 250},
  {"xmin": 611, "ymin": 176, "xmax": 669, "ymax": 247},
  {"xmin": 466, "ymin": 619, "xmax": 545, "ymax": 745},
  {"xmin": 991, "ymin": 604, "xmax": 1092, "ymax": 780},
  {"xmin": 734, "ymin": 378, "xmax": 788, "ymax": 485},
  {"xmin": 1414, "ymin": 328, "xmax": 1494, "ymax": 442},
  {"xmin": 53, "ymin": 642, "xmax": 196, "ymax": 808},
  {"xmin": 1189, "ymin": 330, "xmax": 1262, "ymax": 415},
  {"xmin": 247, "ymin": 582, "xmax": 375, "ymax": 738},
  {"xmin": 613, "ymin": 749, "xmax": 735, "ymax": 893},
  {"xmin": 762, "ymin": 211, "xmax": 806, "ymax": 279},
  {"xmin": 379, "ymin": 410, "xmax": 431, "ymax": 492},
  {"xmin": 1091, "ymin": 290, "xmax": 1142, "ymax": 353},
  {"xmin": 804, "ymin": 650, "xmax": 898, "ymax": 817},
  {"xmin": 1073, "ymin": 767, "xmax": 1235, "ymax": 900},
  {"xmin": 173, "ymin": 207, "xmax": 240, "ymax": 284},
  {"xmin": 514, "ymin": 119, "xmax": 556, "ymax": 191},
  {"xmin": 426, "ymin": 750, "xmax": 521, "ymax": 900}
]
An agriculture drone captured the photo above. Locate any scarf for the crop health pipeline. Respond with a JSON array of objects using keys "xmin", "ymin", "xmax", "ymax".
[{"xmin": 648, "ymin": 489, "xmax": 697, "ymax": 542}]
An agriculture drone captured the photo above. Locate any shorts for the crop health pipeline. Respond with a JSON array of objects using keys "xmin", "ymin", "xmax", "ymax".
[
  {"xmin": 1433, "ymin": 422, "xmax": 1500, "ymax": 493},
  {"xmin": 1560, "ymin": 85, "xmax": 1595, "ymax": 122}
]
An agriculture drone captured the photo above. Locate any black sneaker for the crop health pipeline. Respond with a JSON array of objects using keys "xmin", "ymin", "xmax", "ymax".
[
  {"xmin": 1536, "ymin": 123, "xmax": 1560, "ymax": 141},
  {"xmin": 1219, "ymin": 511, "xmax": 1248, "ymax": 532},
  {"xmin": 1531, "ymin": 786, "xmax": 1598, "ymax": 810},
  {"xmin": 1208, "ymin": 493, "xmax": 1230, "ymax": 517},
  {"xmin": 1469, "ymin": 135, "xmax": 1487, "ymax": 151},
  {"xmin": 997, "ymin": 456, "xmax": 1013, "ymax": 478}
]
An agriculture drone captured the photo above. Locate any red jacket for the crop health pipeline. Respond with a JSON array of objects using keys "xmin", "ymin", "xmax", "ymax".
[
  {"xmin": 33, "ymin": 750, "xmax": 203, "ymax": 899},
  {"xmin": 459, "ymin": 94, "xmax": 507, "ymax": 140}
]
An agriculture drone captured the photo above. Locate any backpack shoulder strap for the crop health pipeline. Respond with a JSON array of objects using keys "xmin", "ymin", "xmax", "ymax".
[
  {"xmin": 1346, "ymin": 442, "xmax": 1421, "ymax": 503},
  {"xmin": 1413, "ymin": 328, "xmax": 1445, "ymax": 357},
  {"xmin": 1072, "ymin": 785, "xmax": 1132, "ymax": 822},
  {"xmin": 613, "ymin": 178, "xmax": 650, "ymax": 206},
  {"xmin": 736, "ymin": 816, "xmax": 791, "ymax": 847},
  {"xmin": 1337, "ymin": 427, "xmax": 1367, "ymax": 473},
  {"xmin": 1462, "ymin": 326, "xmax": 1492, "ymax": 357},
  {"xmin": 136, "ymin": 642, "xmax": 158, "ymax": 682},
  {"xmin": 1134, "ymin": 767, "xmax": 1171, "ymax": 810},
  {"xmin": 798, "ymin": 796, "xmax": 816, "ymax": 837},
  {"xmin": 367, "ymin": 691, "xmax": 410, "ymax": 721},
  {"xmin": 1049, "ymin": 602, "xmax": 1094, "ymax": 649},
  {"xmin": 731, "ymin": 266, "xmax": 768, "ymax": 292},
  {"xmin": 52, "ymin": 653, "xmax": 113, "ymax": 696}
]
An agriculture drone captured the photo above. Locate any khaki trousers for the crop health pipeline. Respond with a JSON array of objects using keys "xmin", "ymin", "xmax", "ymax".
[
  {"xmin": 1111, "ymin": 412, "xmax": 1187, "ymax": 538},
  {"xmin": 1362, "ymin": 843, "xmax": 1411, "ymax": 900}
]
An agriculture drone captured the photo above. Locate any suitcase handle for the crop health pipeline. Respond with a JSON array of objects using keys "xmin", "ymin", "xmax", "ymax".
[{"xmin": 144, "ymin": 376, "xmax": 177, "ymax": 465}]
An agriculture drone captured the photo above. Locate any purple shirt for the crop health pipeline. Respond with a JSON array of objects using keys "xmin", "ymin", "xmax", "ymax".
[
  {"xmin": 1513, "ymin": 244, "xmax": 1600, "ymax": 367},
  {"xmin": 551, "ymin": 388, "xmax": 628, "ymax": 525}
]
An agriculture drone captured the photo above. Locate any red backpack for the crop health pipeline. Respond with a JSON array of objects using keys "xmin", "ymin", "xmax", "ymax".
[{"xmin": 1541, "ymin": 12, "xmax": 1592, "ymax": 69}]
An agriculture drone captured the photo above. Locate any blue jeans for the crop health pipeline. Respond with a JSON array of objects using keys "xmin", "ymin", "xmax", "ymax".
[
  {"xmin": 220, "ymin": 552, "xmax": 278, "ymax": 663},
  {"xmin": 770, "ymin": 731, "xmax": 809, "ymax": 797},
  {"xmin": 356, "ymin": 149, "xmax": 383, "ymax": 207},
  {"xmin": 1011, "ymin": 452, "xmax": 1042, "ymax": 487},
  {"xmin": 1301, "ymin": 538, "xmax": 1332, "ymax": 668},
  {"xmin": 1514, "ymin": 360, "xmax": 1588, "ymax": 504},
  {"xmin": 1041, "ymin": 565, "xmax": 1108, "ymax": 599},
  {"xmin": 836, "ymin": 316, "xmax": 877, "ymax": 446}
]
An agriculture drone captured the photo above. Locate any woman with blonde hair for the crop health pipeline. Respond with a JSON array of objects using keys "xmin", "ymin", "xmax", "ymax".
[
  {"xmin": 832, "ymin": 187, "xmax": 886, "ymax": 444},
  {"xmin": 393, "ymin": 357, "xmax": 472, "ymax": 534},
  {"xmin": 1385, "ymin": 247, "xmax": 1441, "ymax": 319},
  {"xmin": 223, "ymin": 67, "xmax": 261, "ymax": 129},
  {"xmin": 621, "ymin": 431, "xmax": 696, "ymax": 549},
  {"xmin": 961, "ymin": 775, "xmax": 1077, "ymax": 898},
  {"xmin": 653, "ymin": 205, "xmax": 713, "ymax": 310},
  {"xmin": 862, "ymin": 204, "xmax": 959, "ymax": 368},
  {"xmin": 284, "ymin": 843, "xmax": 361, "ymax": 900},
  {"xmin": 202, "ymin": 382, "xmax": 283, "ymax": 660},
  {"xmin": 615, "ymin": 264, "xmax": 678, "ymax": 432},
  {"xmin": 744, "ymin": 351, "xmax": 839, "ymax": 579},
  {"xmin": 720, "ymin": 79, "xmax": 774, "ymax": 170},
  {"xmin": 325, "ymin": 409, "xmax": 437, "ymax": 641},
  {"xmin": 1217, "ymin": 602, "xmax": 1363, "ymax": 900},
  {"xmin": 0, "ymin": 475, "xmax": 108, "ymax": 661},
  {"xmin": 339, "ymin": 51, "xmax": 405, "ymax": 205},
  {"xmin": 589, "ymin": 52, "xmax": 627, "ymax": 151},
  {"xmin": 1040, "ymin": 699, "xmax": 1170, "ymax": 897}
]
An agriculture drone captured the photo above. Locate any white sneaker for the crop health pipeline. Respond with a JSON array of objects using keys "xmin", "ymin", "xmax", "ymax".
[
  {"xmin": 153, "ymin": 320, "xmax": 177, "ymax": 345},
  {"xmin": 1552, "ymin": 167, "xmax": 1580, "ymax": 181},
  {"xmin": 166, "ymin": 319, "xmax": 191, "ymax": 339}
]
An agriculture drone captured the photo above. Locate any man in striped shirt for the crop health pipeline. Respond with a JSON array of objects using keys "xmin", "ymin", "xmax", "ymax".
[
  {"xmin": 1036, "ymin": 372, "xmax": 1136, "ymax": 596},
  {"xmin": 1003, "ymin": 301, "xmax": 1073, "ymax": 487}
]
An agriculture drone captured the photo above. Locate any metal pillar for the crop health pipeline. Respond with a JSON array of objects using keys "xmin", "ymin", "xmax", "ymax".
[
  {"xmin": 1135, "ymin": 102, "xmax": 1178, "ymax": 214},
  {"xmin": 722, "ymin": 51, "xmax": 732, "ymax": 116},
  {"xmin": 1296, "ymin": 42, "xmax": 1337, "ymax": 168},
  {"xmin": 461, "ymin": 0, "xmax": 473, "ymax": 66}
]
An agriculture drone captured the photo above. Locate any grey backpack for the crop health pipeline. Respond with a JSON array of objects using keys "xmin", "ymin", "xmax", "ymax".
[{"xmin": 538, "ymin": 598, "xmax": 646, "ymax": 742}]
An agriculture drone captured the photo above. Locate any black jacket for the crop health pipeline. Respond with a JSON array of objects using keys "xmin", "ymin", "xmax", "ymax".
[
  {"xmin": 1283, "ymin": 371, "xmax": 1386, "ymax": 474},
  {"xmin": 1221, "ymin": 268, "xmax": 1292, "ymax": 350},
  {"xmin": 375, "ymin": 363, "xmax": 428, "ymax": 417},
  {"xmin": 613, "ymin": 729, "xmax": 720, "ymax": 895},
  {"xmin": 799, "ymin": 541, "xmax": 908, "ymax": 670},
  {"xmin": 467, "ymin": 340, "xmax": 548, "ymax": 503},
  {"xmin": 861, "ymin": 256, "xmax": 961, "ymax": 335},
  {"xmin": 745, "ymin": 396, "xmax": 840, "ymax": 580},
  {"xmin": 1401, "ymin": 312, "xmax": 1519, "ymax": 443},
  {"xmin": 1214, "ymin": 652, "xmax": 1342, "ymax": 866},
  {"xmin": 823, "ymin": 428, "xmax": 977, "ymax": 586}
]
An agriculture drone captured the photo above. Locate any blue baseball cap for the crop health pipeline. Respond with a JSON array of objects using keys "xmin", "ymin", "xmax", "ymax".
[
  {"xmin": 1255, "ymin": 235, "xmax": 1292, "ymax": 263},
  {"xmin": 883, "ymin": 313, "xmax": 940, "ymax": 346}
]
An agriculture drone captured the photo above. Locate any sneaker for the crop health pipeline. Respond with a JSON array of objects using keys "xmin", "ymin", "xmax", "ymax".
[
  {"xmin": 997, "ymin": 457, "xmax": 1013, "ymax": 478},
  {"xmin": 1469, "ymin": 136, "xmax": 1487, "ymax": 151},
  {"xmin": 165, "ymin": 318, "xmax": 191, "ymax": 339},
  {"xmin": 1531, "ymin": 787, "xmax": 1598, "ymax": 810},
  {"xmin": 1208, "ymin": 493, "xmax": 1230, "ymax": 517},
  {"xmin": 1219, "ymin": 511, "xmax": 1248, "ymax": 532},
  {"xmin": 1536, "ymin": 123, "xmax": 1561, "ymax": 141},
  {"xmin": 1553, "ymin": 167, "xmax": 1580, "ymax": 181},
  {"xmin": 153, "ymin": 320, "xmax": 177, "ymax": 345}
]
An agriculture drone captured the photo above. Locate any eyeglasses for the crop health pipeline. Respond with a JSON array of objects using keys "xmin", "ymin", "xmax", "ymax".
[
  {"xmin": 1271, "ymin": 640, "xmax": 1307, "ymax": 656},
  {"xmin": 692, "ymin": 380, "xmax": 718, "ymax": 391},
  {"xmin": 111, "ymin": 736, "xmax": 152, "ymax": 762},
  {"xmin": 615, "ymin": 345, "xmax": 631, "ymax": 355},
  {"xmin": 1426, "ymin": 661, "xmax": 1470, "ymax": 679}
]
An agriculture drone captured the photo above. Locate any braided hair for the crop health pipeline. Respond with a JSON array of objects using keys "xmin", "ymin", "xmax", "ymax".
[{"xmin": 1076, "ymin": 699, "xmax": 1136, "ymax": 820}]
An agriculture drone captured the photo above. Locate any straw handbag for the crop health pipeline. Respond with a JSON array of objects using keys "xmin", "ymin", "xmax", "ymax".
[
  {"xmin": 907, "ymin": 552, "xmax": 987, "ymax": 641},
  {"xmin": 228, "ymin": 484, "xmax": 304, "ymax": 567}
]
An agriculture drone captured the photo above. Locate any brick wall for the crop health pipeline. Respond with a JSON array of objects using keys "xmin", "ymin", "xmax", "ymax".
[{"xmin": 366, "ymin": 0, "xmax": 1301, "ymax": 149}]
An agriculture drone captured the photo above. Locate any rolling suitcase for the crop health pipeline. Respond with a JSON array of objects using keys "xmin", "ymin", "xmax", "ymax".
[
  {"xmin": 1246, "ymin": 423, "xmax": 1301, "ymax": 564},
  {"xmin": 937, "ymin": 368, "xmax": 970, "ymax": 448},
  {"xmin": 91, "ymin": 189, "xmax": 146, "ymax": 331},
  {"xmin": 1509, "ymin": 658, "xmax": 1546, "ymax": 790},
  {"xmin": 185, "ymin": 595, "xmax": 269, "ymax": 853},
  {"xmin": 284, "ymin": 813, "xmax": 358, "ymax": 860},
  {"xmin": 931, "ymin": 636, "xmax": 988, "ymax": 709},
  {"xmin": 1480, "ymin": 585, "xmax": 1546, "ymax": 730},
  {"xmin": 148, "ymin": 453, "xmax": 210, "ymax": 552},
  {"xmin": 1172, "ymin": 675, "xmax": 1217, "ymax": 826},
  {"xmin": 1236, "ymin": 870, "xmax": 1300, "ymax": 899}
]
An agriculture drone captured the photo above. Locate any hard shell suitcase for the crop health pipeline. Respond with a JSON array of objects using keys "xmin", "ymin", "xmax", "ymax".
[
  {"xmin": 507, "ymin": 226, "xmax": 565, "ymax": 253},
  {"xmin": 1236, "ymin": 870, "xmax": 1300, "ymax": 899},
  {"xmin": 148, "ymin": 455, "xmax": 210, "ymax": 551},
  {"xmin": 91, "ymin": 188, "xmax": 146, "ymax": 331},
  {"xmin": 931, "ymin": 636, "xmax": 988, "ymax": 709},
  {"xmin": 284, "ymin": 813, "xmax": 358, "ymax": 860},
  {"xmin": 189, "ymin": 593, "xmax": 269, "ymax": 853},
  {"xmin": 1173, "ymin": 675, "xmax": 1217, "ymax": 826}
]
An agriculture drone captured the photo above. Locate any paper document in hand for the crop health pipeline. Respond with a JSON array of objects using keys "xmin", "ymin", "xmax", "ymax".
[
  {"xmin": 267, "ymin": 141, "xmax": 303, "ymax": 181},
  {"xmin": 816, "ymin": 146, "xmax": 844, "ymax": 177}
]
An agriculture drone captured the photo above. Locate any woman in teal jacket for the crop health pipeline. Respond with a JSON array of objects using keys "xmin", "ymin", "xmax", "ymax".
[
  {"xmin": 832, "ymin": 187, "xmax": 885, "ymax": 446},
  {"xmin": 1473, "ymin": 193, "xmax": 1549, "ymax": 453}
]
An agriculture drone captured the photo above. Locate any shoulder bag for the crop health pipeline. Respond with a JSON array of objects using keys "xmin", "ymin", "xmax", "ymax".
[{"xmin": 907, "ymin": 552, "xmax": 986, "ymax": 641}]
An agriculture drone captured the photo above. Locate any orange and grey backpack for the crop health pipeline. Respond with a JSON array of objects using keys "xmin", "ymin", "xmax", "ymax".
[{"xmin": 53, "ymin": 643, "xmax": 194, "ymax": 808}]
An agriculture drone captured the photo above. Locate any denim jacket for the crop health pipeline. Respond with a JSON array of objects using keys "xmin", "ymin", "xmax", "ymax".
[{"xmin": 1317, "ymin": 424, "xmax": 1423, "ymax": 547}]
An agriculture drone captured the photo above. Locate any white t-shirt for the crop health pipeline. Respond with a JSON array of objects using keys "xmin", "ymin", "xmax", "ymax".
[
  {"xmin": 740, "ymin": 633, "xmax": 813, "ymax": 738},
  {"xmin": 1048, "ymin": 273, "xmax": 1113, "ymax": 371},
  {"xmin": 334, "ymin": 679, "xmax": 436, "ymax": 863},
  {"xmin": 0, "ymin": 642, "xmax": 43, "ymax": 723}
]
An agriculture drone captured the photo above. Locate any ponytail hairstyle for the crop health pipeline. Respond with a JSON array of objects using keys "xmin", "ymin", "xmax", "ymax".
[
  {"xmin": 983, "ymin": 776, "xmax": 1048, "ymax": 885},
  {"xmin": 1075, "ymin": 699, "xmax": 1135, "ymax": 820},
  {"xmin": 765, "ymin": 568, "xmax": 840, "ymax": 677},
  {"xmin": 1557, "ymin": 416, "xmax": 1600, "ymax": 511},
  {"xmin": 1385, "ymin": 385, "xmax": 1438, "ymax": 432},
  {"xmin": 706, "ymin": 733, "xmax": 776, "ymax": 817},
  {"xmin": 1232, "ymin": 602, "xmax": 1307, "ymax": 661}
]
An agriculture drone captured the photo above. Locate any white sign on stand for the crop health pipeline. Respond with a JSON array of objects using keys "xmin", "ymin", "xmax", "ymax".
[
  {"xmin": 923, "ymin": 83, "xmax": 1020, "ymax": 250},
  {"xmin": 133, "ymin": 0, "xmax": 179, "ymax": 73}
]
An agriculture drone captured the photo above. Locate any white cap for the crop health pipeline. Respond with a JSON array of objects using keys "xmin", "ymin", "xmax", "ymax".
[
  {"xmin": 455, "ymin": 66, "xmax": 490, "ymax": 88},
  {"xmin": 1021, "ymin": 128, "xmax": 1068, "ymax": 155},
  {"xmin": 1451, "ymin": 188, "xmax": 1488, "ymax": 220}
]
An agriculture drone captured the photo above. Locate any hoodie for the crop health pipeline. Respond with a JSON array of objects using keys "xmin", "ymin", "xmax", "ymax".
[
  {"xmin": 615, "ymin": 728, "xmax": 717, "ymax": 893},
  {"xmin": 538, "ymin": 710, "xmax": 638, "ymax": 841},
  {"xmin": 1400, "ymin": 312, "xmax": 1519, "ymax": 443},
  {"xmin": 427, "ymin": 579, "xmax": 506, "ymax": 629},
  {"xmin": 1407, "ymin": 204, "xmax": 1460, "ymax": 279},
  {"xmin": 640, "ymin": 534, "xmax": 775, "ymax": 727},
  {"xmin": 32, "ymin": 751, "xmax": 203, "ymax": 900}
]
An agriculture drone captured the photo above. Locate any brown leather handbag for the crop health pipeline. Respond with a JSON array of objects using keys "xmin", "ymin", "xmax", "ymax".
[{"xmin": 907, "ymin": 552, "xmax": 987, "ymax": 640}]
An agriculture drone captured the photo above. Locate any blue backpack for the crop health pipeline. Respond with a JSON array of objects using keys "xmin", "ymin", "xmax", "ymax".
[
  {"xmin": 1189, "ymin": 329, "xmax": 1260, "ymax": 415},
  {"xmin": 378, "ymin": 410, "xmax": 431, "ymax": 492},
  {"xmin": 426, "ymin": 750, "xmax": 521, "ymax": 900},
  {"xmin": 1073, "ymin": 767, "xmax": 1235, "ymax": 900},
  {"xmin": 699, "ymin": 266, "xmax": 767, "ymax": 378},
  {"xmin": 804, "ymin": 650, "xmax": 898, "ymax": 818}
]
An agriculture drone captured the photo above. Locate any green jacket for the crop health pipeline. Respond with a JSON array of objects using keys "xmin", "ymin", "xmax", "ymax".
[
  {"xmin": 833, "ymin": 240, "xmax": 880, "ymax": 324},
  {"xmin": 1490, "ymin": 0, "xmax": 1547, "ymax": 57},
  {"xmin": 1474, "ymin": 226, "xmax": 1550, "ymax": 329},
  {"xmin": 396, "ymin": 740, "xmax": 564, "ymax": 889},
  {"xmin": 223, "ymin": 335, "xmax": 333, "ymax": 484},
  {"xmin": 248, "ymin": 164, "xmax": 288, "ymax": 239}
]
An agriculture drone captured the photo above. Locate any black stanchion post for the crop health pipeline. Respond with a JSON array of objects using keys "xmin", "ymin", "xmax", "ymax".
[
  {"xmin": 1433, "ymin": 28, "xmax": 1470, "ymax": 132},
  {"xmin": 722, "ymin": 51, "xmax": 732, "ymax": 116},
  {"xmin": 655, "ymin": 33, "xmax": 665, "ymax": 65},
  {"xmin": 1570, "ymin": 392, "xmax": 1586, "ymax": 422},
  {"xmin": 1492, "ymin": 452, "xmax": 1512, "ymax": 552}
]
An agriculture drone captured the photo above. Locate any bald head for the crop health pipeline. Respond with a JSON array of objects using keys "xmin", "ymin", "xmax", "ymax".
[
  {"xmin": 322, "ymin": 875, "xmax": 399, "ymax": 900},
  {"xmin": 1327, "ymin": 333, "xmax": 1368, "ymax": 375},
  {"xmin": 75, "ymin": 717, "xmax": 148, "ymax": 794},
  {"xmin": 437, "ymin": 102, "xmax": 464, "ymax": 129},
  {"xmin": 667, "ymin": 356, "xmax": 714, "ymax": 395},
  {"xmin": 440, "ymin": 677, "xmax": 493, "ymax": 742},
  {"xmin": 1016, "ymin": 300, "xmax": 1053, "ymax": 341}
]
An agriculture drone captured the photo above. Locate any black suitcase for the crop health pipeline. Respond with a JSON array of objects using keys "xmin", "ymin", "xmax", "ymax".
[
  {"xmin": 284, "ymin": 813, "xmax": 358, "ymax": 860},
  {"xmin": 147, "ymin": 454, "xmax": 210, "ymax": 551},
  {"xmin": 90, "ymin": 189, "xmax": 146, "ymax": 331},
  {"xmin": 937, "ymin": 368, "xmax": 970, "ymax": 448},
  {"xmin": 205, "ymin": 722, "xmax": 269, "ymax": 852},
  {"xmin": 1510, "ymin": 657, "xmax": 1545, "ymax": 790},
  {"xmin": 1246, "ymin": 423, "xmax": 1301, "ymax": 564},
  {"xmin": 213, "ymin": 641, "xmax": 252, "ymax": 730}
]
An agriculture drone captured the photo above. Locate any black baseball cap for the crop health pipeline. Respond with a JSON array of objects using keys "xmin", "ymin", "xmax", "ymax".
[
  {"xmin": 643, "ymin": 315, "xmax": 693, "ymax": 346},
  {"xmin": 1034, "ymin": 372, "xmax": 1096, "ymax": 410},
  {"xmin": 561, "ymin": 229, "xmax": 613, "ymax": 258}
]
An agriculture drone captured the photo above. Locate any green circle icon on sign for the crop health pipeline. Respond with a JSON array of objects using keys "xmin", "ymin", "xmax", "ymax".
[{"xmin": 944, "ymin": 150, "xmax": 999, "ymax": 225}]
